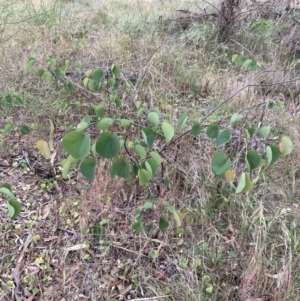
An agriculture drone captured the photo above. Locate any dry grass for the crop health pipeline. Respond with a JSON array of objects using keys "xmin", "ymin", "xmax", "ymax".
[{"xmin": 1, "ymin": 0, "xmax": 300, "ymax": 300}]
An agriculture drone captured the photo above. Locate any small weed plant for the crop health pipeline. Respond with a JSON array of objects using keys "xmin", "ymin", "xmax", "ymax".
[{"xmin": 1, "ymin": 56, "xmax": 293, "ymax": 225}]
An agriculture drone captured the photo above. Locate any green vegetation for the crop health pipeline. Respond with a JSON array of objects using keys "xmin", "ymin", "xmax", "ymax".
[{"xmin": 1, "ymin": 0, "xmax": 300, "ymax": 300}]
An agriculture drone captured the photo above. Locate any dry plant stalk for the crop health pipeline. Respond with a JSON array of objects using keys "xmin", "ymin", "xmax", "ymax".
[{"xmin": 218, "ymin": 0, "xmax": 240, "ymax": 42}]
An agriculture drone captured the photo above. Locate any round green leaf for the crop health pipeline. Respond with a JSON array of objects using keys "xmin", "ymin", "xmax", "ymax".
[
  {"xmin": 20, "ymin": 125, "xmax": 31, "ymax": 135},
  {"xmin": 147, "ymin": 112, "xmax": 159, "ymax": 125},
  {"xmin": 192, "ymin": 123, "xmax": 202, "ymax": 136},
  {"xmin": 177, "ymin": 112, "xmax": 188, "ymax": 130},
  {"xmin": 246, "ymin": 150, "xmax": 260, "ymax": 171},
  {"xmin": 66, "ymin": 82, "xmax": 74, "ymax": 92},
  {"xmin": 27, "ymin": 57, "xmax": 35, "ymax": 71},
  {"xmin": 246, "ymin": 127, "xmax": 255, "ymax": 138},
  {"xmin": 266, "ymin": 145, "xmax": 280, "ymax": 165},
  {"xmin": 96, "ymin": 132, "xmax": 120, "ymax": 159},
  {"xmin": 138, "ymin": 169, "xmax": 151, "ymax": 185},
  {"xmin": 236, "ymin": 172, "xmax": 253, "ymax": 194},
  {"xmin": 38, "ymin": 68, "xmax": 45, "ymax": 78},
  {"xmin": 92, "ymin": 69, "xmax": 104, "ymax": 82},
  {"xmin": 112, "ymin": 65, "xmax": 121, "ymax": 79},
  {"xmin": 230, "ymin": 113, "xmax": 243, "ymax": 124},
  {"xmin": 95, "ymin": 105, "xmax": 105, "ymax": 118},
  {"xmin": 42, "ymin": 71, "xmax": 52, "ymax": 83},
  {"xmin": 150, "ymin": 151, "xmax": 162, "ymax": 165},
  {"xmin": 120, "ymin": 119, "xmax": 131, "ymax": 127},
  {"xmin": 80, "ymin": 158, "xmax": 96, "ymax": 180},
  {"xmin": 211, "ymin": 152, "xmax": 231, "ymax": 178},
  {"xmin": 132, "ymin": 222, "xmax": 143, "ymax": 233},
  {"xmin": 8, "ymin": 198, "xmax": 21, "ymax": 219},
  {"xmin": 110, "ymin": 158, "xmax": 130, "ymax": 178},
  {"xmin": 281, "ymin": 136, "xmax": 293, "ymax": 156},
  {"xmin": 142, "ymin": 127, "xmax": 155, "ymax": 149},
  {"xmin": 55, "ymin": 68, "xmax": 62, "ymax": 78},
  {"xmin": 206, "ymin": 284, "xmax": 213, "ymax": 294},
  {"xmin": 149, "ymin": 249, "xmax": 159, "ymax": 259},
  {"xmin": 145, "ymin": 158, "xmax": 158, "ymax": 178},
  {"xmin": 268, "ymin": 102, "xmax": 275, "ymax": 109},
  {"xmin": 88, "ymin": 79, "xmax": 100, "ymax": 92},
  {"xmin": 159, "ymin": 216, "xmax": 169, "ymax": 229},
  {"xmin": 97, "ymin": 118, "xmax": 114, "ymax": 130},
  {"xmin": 161, "ymin": 121, "xmax": 174, "ymax": 143},
  {"xmin": 62, "ymin": 131, "xmax": 91, "ymax": 159},
  {"xmin": 206, "ymin": 124, "xmax": 219, "ymax": 139},
  {"xmin": 216, "ymin": 130, "xmax": 232, "ymax": 148},
  {"xmin": 3, "ymin": 122, "xmax": 12, "ymax": 136},
  {"xmin": 258, "ymin": 126, "xmax": 270, "ymax": 138},
  {"xmin": 135, "ymin": 144, "xmax": 147, "ymax": 159}
]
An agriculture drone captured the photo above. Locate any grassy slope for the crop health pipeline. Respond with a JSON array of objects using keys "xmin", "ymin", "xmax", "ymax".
[{"xmin": 1, "ymin": 0, "xmax": 300, "ymax": 300}]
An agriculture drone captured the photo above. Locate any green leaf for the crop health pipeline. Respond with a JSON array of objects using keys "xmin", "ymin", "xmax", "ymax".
[
  {"xmin": 206, "ymin": 124, "xmax": 219, "ymax": 139},
  {"xmin": 143, "ymin": 201, "xmax": 154, "ymax": 209},
  {"xmin": 159, "ymin": 216, "xmax": 169, "ymax": 229},
  {"xmin": 41, "ymin": 71, "xmax": 52, "ymax": 83},
  {"xmin": 246, "ymin": 127, "xmax": 255, "ymax": 138},
  {"xmin": 205, "ymin": 284, "xmax": 213, "ymax": 294},
  {"xmin": 192, "ymin": 122, "xmax": 202, "ymax": 136},
  {"xmin": 138, "ymin": 169, "xmax": 151, "ymax": 185},
  {"xmin": 55, "ymin": 68, "xmax": 62, "ymax": 78},
  {"xmin": 88, "ymin": 79, "xmax": 100, "ymax": 92},
  {"xmin": 216, "ymin": 130, "xmax": 232, "ymax": 148},
  {"xmin": 161, "ymin": 121, "xmax": 174, "ymax": 143},
  {"xmin": 177, "ymin": 112, "xmax": 188, "ymax": 130},
  {"xmin": 114, "ymin": 96, "xmax": 121, "ymax": 108},
  {"xmin": 135, "ymin": 144, "xmax": 147, "ymax": 159},
  {"xmin": 0, "ymin": 183, "xmax": 12, "ymax": 192},
  {"xmin": 120, "ymin": 119, "xmax": 131, "ymax": 127},
  {"xmin": 281, "ymin": 136, "xmax": 293, "ymax": 156},
  {"xmin": 20, "ymin": 125, "xmax": 31, "ymax": 135},
  {"xmin": 27, "ymin": 57, "xmax": 35, "ymax": 71},
  {"xmin": 38, "ymin": 68, "xmax": 45, "ymax": 78},
  {"xmin": 149, "ymin": 249, "xmax": 159, "ymax": 259},
  {"xmin": 211, "ymin": 152, "xmax": 231, "ymax": 178},
  {"xmin": 76, "ymin": 115, "xmax": 90, "ymax": 131},
  {"xmin": 246, "ymin": 150, "xmax": 260, "ymax": 171},
  {"xmin": 3, "ymin": 122, "xmax": 13, "ymax": 136},
  {"xmin": 96, "ymin": 132, "xmax": 120, "ymax": 159},
  {"xmin": 80, "ymin": 158, "xmax": 96, "ymax": 180},
  {"xmin": 230, "ymin": 113, "xmax": 243, "ymax": 124},
  {"xmin": 258, "ymin": 126, "xmax": 270, "ymax": 138},
  {"xmin": 93, "ymin": 225, "xmax": 105, "ymax": 239},
  {"xmin": 112, "ymin": 65, "xmax": 121, "ymax": 79},
  {"xmin": 142, "ymin": 127, "xmax": 155, "ymax": 149},
  {"xmin": 266, "ymin": 145, "xmax": 281, "ymax": 165},
  {"xmin": 150, "ymin": 152, "xmax": 162, "ymax": 165},
  {"xmin": 61, "ymin": 159, "xmax": 72, "ymax": 179},
  {"xmin": 110, "ymin": 158, "xmax": 130, "ymax": 178},
  {"xmin": 132, "ymin": 222, "xmax": 143, "ymax": 233},
  {"xmin": 173, "ymin": 211, "xmax": 182, "ymax": 227},
  {"xmin": 97, "ymin": 118, "xmax": 114, "ymax": 130},
  {"xmin": 268, "ymin": 102, "xmax": 275, "ymax": 109},
  {"xmin": 145, "ymin": 158, "xmax": 158, "ymax": 178},
  {"xmin": 0, "ymin": 185, "xmax": 15, "ymax": 199},
  {"xmin": 147, "ymin": 112, "xmax": 159, "ymax": 125},
  {"xmin": 7, "ymin": 198, "xmax": 21, "ymax": 219},
  {"xmin": 236, "ymin": 172, "xmax": 253, "ymax": 193},
  {"xmin": 66, "ymin": 82, "xmax": 74, "ymax": 92},
  {"xmin": 95, "ymin": 105, "xmax": 105, "ymax": 118},
  {"xmin": 92, "ymin": 69, "xmax": 104, "ymax": 82},
  {"xmin": 62, "ymin": 131, "xmax": 91, "ymax": 159}
]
